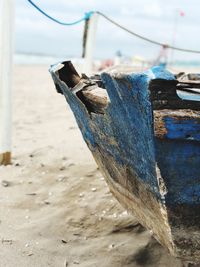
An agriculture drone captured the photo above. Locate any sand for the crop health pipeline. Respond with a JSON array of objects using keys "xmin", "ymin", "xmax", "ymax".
[{"xmin": 0, "ymin": 65, "xmax": 184, "ymax": 267}]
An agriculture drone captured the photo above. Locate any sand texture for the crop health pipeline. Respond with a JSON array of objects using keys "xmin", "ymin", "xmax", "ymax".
[{"xmin": 0, "ymin": 65, "xmax": 184, "ymax": 267}]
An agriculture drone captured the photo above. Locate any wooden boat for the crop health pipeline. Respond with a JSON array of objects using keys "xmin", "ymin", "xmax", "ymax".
[{"xmin": 50, "ymin": 61, "xmax": 200, "ymax": 264}]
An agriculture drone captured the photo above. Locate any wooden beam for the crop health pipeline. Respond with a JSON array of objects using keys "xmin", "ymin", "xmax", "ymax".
[{"xmin": 0, "ymin": 0, "xmax": 14, "ymax": 165}]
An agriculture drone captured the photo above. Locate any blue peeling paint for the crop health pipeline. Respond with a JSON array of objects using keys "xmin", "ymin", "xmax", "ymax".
[
  {"xmin": 150, "ymin": 66, "xmax": 176, "ymax": 80},
  {"xmin": 99, "ymin": 72, "xmax": 159, "ymax": 194},
  {"xmin": 155, "ymin": 139, "xmax": 200, "ymax": 204},
  {"xmin": 163, "ymin": 117, "xmax": 200, "ymax": 141},
  {"xmin": 51, "ymin": 71, "xmax": 96, "ymax": 148}
]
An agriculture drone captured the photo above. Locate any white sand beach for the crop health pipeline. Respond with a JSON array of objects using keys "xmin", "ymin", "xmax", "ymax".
[{"xmin": 0, "ymin": 64, "xmax": 185, "ymax": 267}]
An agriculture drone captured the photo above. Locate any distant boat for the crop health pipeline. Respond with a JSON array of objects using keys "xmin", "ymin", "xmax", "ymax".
[{"xmin": 50, "ymin": 61, "xmax": 200, "ymax": 264}]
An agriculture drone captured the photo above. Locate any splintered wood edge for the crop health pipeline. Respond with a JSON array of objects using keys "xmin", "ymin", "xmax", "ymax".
[
  {"xmin": 0, "ymin": 152, "xmax": 11, "ymax": 165},
  {"xmin": 82, "ymin": 87, "xmax": 109, "ymax": 106},
  {"xmin": 154, "ymin": 109, "xmax": 200, "ymax": 118}
]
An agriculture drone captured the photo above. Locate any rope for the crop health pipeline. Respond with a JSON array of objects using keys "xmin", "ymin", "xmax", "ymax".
[
  {"xmin": 96, "ymin": 11, "xmax": 200, "ymax": 54},
  {"xmin": 26, "ymin": 1, "xmax": 200, "ymax": 54},
  {"xmin": 27, "ymin": 0, "xmax": 93, "ymax": 26}
]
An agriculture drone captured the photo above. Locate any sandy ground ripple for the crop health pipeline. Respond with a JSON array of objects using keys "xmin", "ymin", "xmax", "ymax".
[{"xmin": 0, "ymin": 65, "xmax": 183, "ymax": 267}]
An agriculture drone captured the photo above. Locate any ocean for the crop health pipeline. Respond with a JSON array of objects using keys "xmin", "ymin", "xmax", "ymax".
[
  {"xmin": 14, "ymin": 53, "xmax": 69, "ymax": 65},
  {"xmin": 14, "ymin": 53, "xmax": 200, "ymax": 69}
]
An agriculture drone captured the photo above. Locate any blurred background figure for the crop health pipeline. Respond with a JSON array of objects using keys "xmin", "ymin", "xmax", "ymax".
[
  {"xmin": 154, "ymin": 44, "xmax": 169, "ymax": 68},
  {"xmin": 114, "ymin": 50, "xmax": 122, "ymax": 65}
]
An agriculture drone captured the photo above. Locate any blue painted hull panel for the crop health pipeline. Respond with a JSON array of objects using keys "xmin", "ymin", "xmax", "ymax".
[{"xmin": 156, "ymin": 139, "xmax": 200, "ymax": 204}]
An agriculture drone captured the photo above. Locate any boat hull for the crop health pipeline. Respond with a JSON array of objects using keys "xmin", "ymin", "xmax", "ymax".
[{"xmin": 50, "ymin": 62, "xmax": 200, "ymax": 263}]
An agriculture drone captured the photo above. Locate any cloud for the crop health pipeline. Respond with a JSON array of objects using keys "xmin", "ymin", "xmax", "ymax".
[{"xmin": 143, "ymin": 2, "xmax": 162, "ymax": 17}]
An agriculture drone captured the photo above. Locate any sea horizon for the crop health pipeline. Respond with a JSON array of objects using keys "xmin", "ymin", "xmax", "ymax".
[{"xmin": 14, "ymin": 52, "xmax": 200, "ymax": 70}]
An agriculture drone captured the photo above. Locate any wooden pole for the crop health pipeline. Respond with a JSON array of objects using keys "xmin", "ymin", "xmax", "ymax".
[
  {"xmin": 0, "ymin": 0, "xmax": 14, "ymax": 165},
  {"xmin": 83, "ymin": 13, "xmax": 98, "ymax": 76}
]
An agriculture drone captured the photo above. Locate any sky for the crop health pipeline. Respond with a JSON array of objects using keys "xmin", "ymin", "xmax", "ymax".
[{"xmin": 15, "ymin": 0, "xmax": 200, "ymax": 62}]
